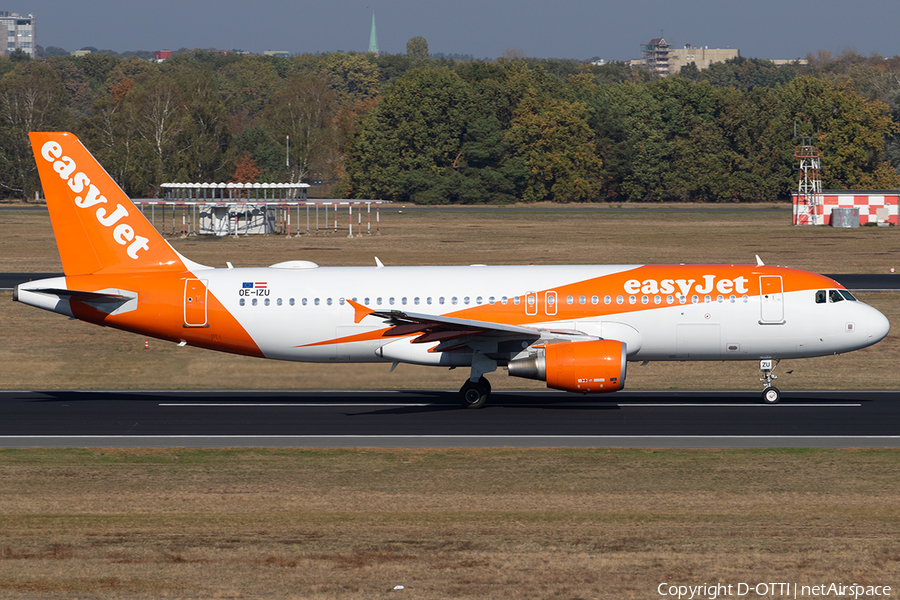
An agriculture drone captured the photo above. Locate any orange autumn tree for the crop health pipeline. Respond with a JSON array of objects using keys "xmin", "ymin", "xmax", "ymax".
[{"xmin": 230, "ymin": 152, "xmax": 261, "ymax": 198}]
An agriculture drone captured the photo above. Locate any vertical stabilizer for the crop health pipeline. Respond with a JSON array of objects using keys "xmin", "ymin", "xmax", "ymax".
[{"xmin": 30, "ymin": 131, "xmax": 187, "ymax": 275}]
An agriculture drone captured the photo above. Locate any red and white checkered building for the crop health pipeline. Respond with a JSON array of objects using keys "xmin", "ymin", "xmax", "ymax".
[{"xmin": 792, "ymin": 190, "xmax": 899, "ymax": 226}]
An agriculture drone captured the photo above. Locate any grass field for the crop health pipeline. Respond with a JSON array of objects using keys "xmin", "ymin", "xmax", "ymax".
[
  {"xmin": 1, "ymin": 204, "xmax": 898, "ymax": 598},
  {"xmin": 0, "ymin": 448, "xmax": 897, "ymax": 599}
]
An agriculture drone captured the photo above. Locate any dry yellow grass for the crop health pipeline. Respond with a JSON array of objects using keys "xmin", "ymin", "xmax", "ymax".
[
  {"xmin": 1, "ymin": 205, "xmax": 897, "ymax": 391},
  {"xmin": 0, "ymin": 448, "xmax": 897, "ymax": 599}
]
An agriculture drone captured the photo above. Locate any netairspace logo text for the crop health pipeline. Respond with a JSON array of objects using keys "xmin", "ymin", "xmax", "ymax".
[{"xmin": 657, "ymin": 582, "xmax": 892, "ymax": 600}]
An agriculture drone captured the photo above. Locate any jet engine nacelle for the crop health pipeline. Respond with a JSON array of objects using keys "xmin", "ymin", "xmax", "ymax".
[{"xmin": 508, "ymin": 339, "xmax": 626, "ymax": 393}]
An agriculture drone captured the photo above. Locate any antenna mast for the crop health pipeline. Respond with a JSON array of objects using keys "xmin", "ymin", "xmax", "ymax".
[{"xmin": 793, "ymin": 130, "xmax": 823, "ymax": 226}]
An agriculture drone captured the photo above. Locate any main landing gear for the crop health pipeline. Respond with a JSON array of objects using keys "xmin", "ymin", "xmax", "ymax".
[
  {"xmin": 460, "ymin": 376, "xmax": 491, "ymax": 409},
  {"xmin": 759, "ymin": 359, "xmax": 781, "ymax": 404},
  {"xmin": 459, "ymin": 351, "xmax": 496, "ymax": 409}
]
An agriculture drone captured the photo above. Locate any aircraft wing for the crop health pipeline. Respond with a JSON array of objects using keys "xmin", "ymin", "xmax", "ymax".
[{"xmin": 348, "ymin": 299, "xmax": 590, "ymax": 352}]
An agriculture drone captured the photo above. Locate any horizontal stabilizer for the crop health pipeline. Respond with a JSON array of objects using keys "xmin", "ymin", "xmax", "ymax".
[{"xmin": 28, "ymin": 288, "xmax": 130, "ymax": 303}]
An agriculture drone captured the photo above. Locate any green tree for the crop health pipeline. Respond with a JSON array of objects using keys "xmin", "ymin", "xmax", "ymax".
[
  {"xmin": 122, "ymin": 74, "xmax": 190, "ymax": 195},
  {"xmin": 322, "ymin": 53, "xmax": 380, "ymax": 101},
  {"xmin": 9, "ymin": 48, "xmax": 29, "ymax": 63},
  {"xmin": 344, "ymin": 68, "xmax": 470, "ymax": 201},
  {"xmin": 504, "ymin": 96, "xmax": 602, "ymax": 202},
  {"xmin": 171, "ymin": 70, "xmax": 233, "ymax": 183},
  {"xmin": 261, "ymin": 72, "xmax": 340, "ymax": 184},
  {"xmin": 217, "ymin": 57, "xmax": 281, "ymax": 118},
  {"xmin": 781, "ymin": 76, "xmax": 900, "ymax": 189},
  {"xmin": 0, "ymin": 62, "xmax": 71, "ymax": 199},
  {"xmin": 406, "ymin": 37, "xmax": 429, "ymax": 60}
]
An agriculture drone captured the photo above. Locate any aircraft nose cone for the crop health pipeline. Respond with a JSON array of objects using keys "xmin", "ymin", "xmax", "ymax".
[{"xmin": 868, "ymin": 308, "xmax": 890, "ymax": 344}]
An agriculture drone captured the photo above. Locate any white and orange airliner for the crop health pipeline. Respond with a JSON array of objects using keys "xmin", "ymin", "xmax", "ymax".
[{"xmin": 15, "ymin": 132, "xmax": 891, "ymax": 406}]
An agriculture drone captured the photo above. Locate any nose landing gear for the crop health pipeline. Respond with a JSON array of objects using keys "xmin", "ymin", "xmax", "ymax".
[{"xmin": 760, "ymin": 359, "xmax": 780, "ymax": 404}]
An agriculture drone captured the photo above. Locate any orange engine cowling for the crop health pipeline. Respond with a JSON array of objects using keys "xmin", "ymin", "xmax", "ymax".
[{"xmin": 507, "ymin": 340, "xmax": 626, "ymax": 393}]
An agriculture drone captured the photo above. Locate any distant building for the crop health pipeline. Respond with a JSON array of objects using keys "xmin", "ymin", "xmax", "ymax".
[
  {"xmin": 637, "ymin": 36, "xmax": 808, "ymax": 76},
  {"xmin": 641, "ymin": 37, "xmax": 671, "ymax": 76},
  {"xmin": 669, "ymin": 44, "xmax": 739, "ymax": 73},
  {"xmin": 154, "ymin": 49, "xmax": 172, "ymax": 62},
  {"xmin": 263, "ymin": 50, "xmax": 290, "ymax": 57},
  {"xmin": 0, "ymin": 11, "xmax": 34, "ymax": 57},
  {"xmin": 639, "ymin": 38, "xmax": 739, "ymax": 76}
]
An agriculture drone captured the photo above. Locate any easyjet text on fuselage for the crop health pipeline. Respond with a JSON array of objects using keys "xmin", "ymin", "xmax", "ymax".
[{"xmin": 623, "ymin": 275, "xmax": 750, "ymax": 297}]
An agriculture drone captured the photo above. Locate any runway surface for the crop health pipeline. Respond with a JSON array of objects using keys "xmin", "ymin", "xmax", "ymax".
[
  {"xmin": 0, "ymin": 389, "xmax": 897, "ymax": 449},
  {"xmin": 3, "ymin": 273, "xmax": 899, "ymax": 291}
]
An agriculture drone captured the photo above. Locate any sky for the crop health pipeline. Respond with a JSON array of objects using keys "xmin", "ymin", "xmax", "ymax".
[{"xmin": 10, "ymin": 0, "xmax": 900, "ymax": 62}]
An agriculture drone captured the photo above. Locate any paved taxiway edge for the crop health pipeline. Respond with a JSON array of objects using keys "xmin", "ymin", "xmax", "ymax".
[{"xmin": 1, "ymin": 435, "xmax": 898, "ymax": 449}]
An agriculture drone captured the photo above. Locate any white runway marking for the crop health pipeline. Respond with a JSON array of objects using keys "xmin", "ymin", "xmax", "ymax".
[
  {"xmin": 159, "ymin": 403, "xmax": 438, "ymax": 407},
  {"xmin": 159, "ymin": 402, "xmax": 861, "ymax": 408}
]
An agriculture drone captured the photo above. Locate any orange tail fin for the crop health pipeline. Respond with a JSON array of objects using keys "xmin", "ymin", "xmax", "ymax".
[{"xmin": 30, "ymin": 132, "xmax": 189, "ymax": 276}]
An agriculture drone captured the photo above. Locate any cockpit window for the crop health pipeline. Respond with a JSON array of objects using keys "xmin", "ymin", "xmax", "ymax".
[{"xmin": 817, "ymin": 289, "xmax": 856, "ymax": 303}]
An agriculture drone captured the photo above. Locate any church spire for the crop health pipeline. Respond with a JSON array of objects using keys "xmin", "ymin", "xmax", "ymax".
[{"xmin": 368, "ymin": 12, "xmax": 379, "ymax": 56}]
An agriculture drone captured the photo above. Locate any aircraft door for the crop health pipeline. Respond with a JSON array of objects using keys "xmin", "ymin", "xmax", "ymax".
[
  {"xmin": 759, "ymin": 276, "xmax": 784, "ymax": 323},
  {"xmin": 184, "ymin": 279, "xmax": 209, "ymax": 327}
]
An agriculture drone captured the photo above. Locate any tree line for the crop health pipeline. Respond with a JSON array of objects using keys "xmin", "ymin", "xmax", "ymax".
[{"xmin": 2, "ymin": 47, "xmax": 900, "ymax": 203}]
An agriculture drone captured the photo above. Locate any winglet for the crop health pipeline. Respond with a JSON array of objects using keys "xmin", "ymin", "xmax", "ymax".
[
  {"xmin": 375, "ymin": 256, "xmax": 384, "ymax": 268},
  {"xmin": 347, "ymin": 298, "xmax": 375, "ymax": 324},
  {"xmin": 756, "ymin": 255, "xmax": 765, "ymax": 266}
]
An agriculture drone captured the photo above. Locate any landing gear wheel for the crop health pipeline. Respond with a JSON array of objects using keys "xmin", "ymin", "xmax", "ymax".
[
  {"xmin": 762, "ymin": 386, "xmax": 781, "ymax": 404},
  {"xmin": 460, "ymin": 377, "xmax": 490, "ymax": 409}
]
